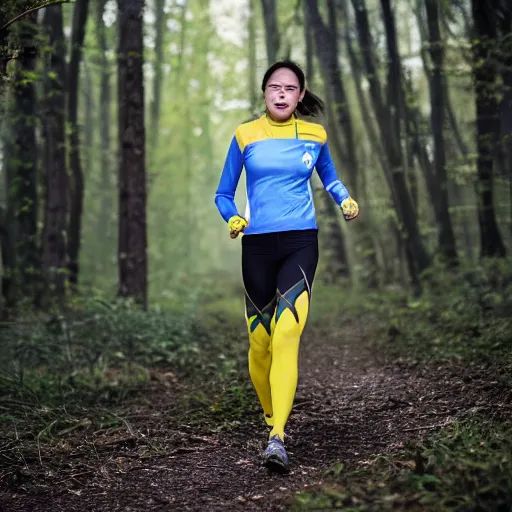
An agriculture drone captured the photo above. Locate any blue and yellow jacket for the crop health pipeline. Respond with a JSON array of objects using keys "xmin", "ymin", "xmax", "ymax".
[{"xmin": 214, "ymin": 114, "xmax": 349, "ymax": 235}]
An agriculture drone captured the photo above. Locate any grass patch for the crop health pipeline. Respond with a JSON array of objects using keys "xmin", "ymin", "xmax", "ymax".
[{"xmin": 292, "ymin": 420, "xmax": 512, "ymax": 511}]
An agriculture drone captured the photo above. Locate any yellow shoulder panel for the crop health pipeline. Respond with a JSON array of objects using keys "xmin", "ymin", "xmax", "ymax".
[
  {"xmin": 297, "ymin": 119, "xmax": 327, "ymax": 144},
  {"xmin": 235, "ymin": 116, "xmax": 270, "ymax": 152}
]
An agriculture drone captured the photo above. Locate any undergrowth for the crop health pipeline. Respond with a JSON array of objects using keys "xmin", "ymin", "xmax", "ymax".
[
  {"xmin": 354, "ymin": 258, "xmax": 512, "ymax": 364},
  {"xmin": 0, "ymin": 287, "xmax": 250, "ymax": 446},
  {"xmin": 292, "ymin": 420, "xmax": 512, "ymax": 512}
]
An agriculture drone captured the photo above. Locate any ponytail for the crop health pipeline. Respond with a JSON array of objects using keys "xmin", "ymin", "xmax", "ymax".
[
  {"xmin": 296, "ymin": 90, "xmax": 324, "ymax": 117},
  {"xmin": 261, "ymin": 59, "xmax": 325, "ymax": 118}
]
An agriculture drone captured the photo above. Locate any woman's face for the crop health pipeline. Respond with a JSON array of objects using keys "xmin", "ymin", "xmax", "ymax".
[{"xmin": 264, "ymin": 68, "xmax": 305, "ymax": 122}]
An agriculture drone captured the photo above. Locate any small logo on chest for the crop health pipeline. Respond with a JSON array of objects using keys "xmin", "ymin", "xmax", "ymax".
[{"xmin": 302, "ymin": 151, "xmax": 313, "ymax": 169}]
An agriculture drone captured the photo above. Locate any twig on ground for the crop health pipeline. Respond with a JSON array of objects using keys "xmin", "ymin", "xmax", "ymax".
[
  {"xmin": 403, "ymin": 422, "xmax": 452, "ymax": 432},
  {"xmin": 37, "ymin": 419, "xmax": 58, "ymax": 466}
]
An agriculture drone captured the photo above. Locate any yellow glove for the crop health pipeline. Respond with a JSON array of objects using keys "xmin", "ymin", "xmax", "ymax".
[
  {"xmin": 341, "ymin": 197, "xmax": 359, "ymax": 221},
  {"xmin": 228, "ymin": 215, "xmax": 248, "ymax": 239}
]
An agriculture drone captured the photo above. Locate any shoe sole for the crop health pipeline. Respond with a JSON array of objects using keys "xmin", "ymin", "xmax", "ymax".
[{"xmin": 263, "ymin": 454, "xmax": 289, "ymax": 473}]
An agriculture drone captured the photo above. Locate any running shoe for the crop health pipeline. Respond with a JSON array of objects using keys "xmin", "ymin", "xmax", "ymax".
[{"xmin": 263, "ymin": 435, "xmax": 289, "ymax": 472}]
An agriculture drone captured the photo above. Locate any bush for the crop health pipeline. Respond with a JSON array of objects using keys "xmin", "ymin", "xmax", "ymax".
[
  {"xmin": 0, "ymin": 293, "xmax": 246, "ymax": 406},
  {"xmin": 373, "ymin": 259, "xmax": 512, "ymax": 363}
]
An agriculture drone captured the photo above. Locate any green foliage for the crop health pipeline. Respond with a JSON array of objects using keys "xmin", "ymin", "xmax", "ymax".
[
  {"xmin": 368, "ymin": 259, "xmax": 512, "ymax": 364},
  {"xmin": 292, "ymin": 420, "xmax": 512, "ymax": 512},
  {"xmin": 0, "ymin": 292, "xmax": 245, "ymax": 407}
]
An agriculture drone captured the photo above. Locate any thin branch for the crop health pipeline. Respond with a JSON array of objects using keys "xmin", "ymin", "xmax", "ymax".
[{"xmin": 0, "ymin": 0, "xmax": 73, "ymax": 34}]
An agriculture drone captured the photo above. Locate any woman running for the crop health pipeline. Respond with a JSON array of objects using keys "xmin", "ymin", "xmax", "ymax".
[{"xmin": 214, "ymin": 60, "xmax": 359, "ymax": 472}]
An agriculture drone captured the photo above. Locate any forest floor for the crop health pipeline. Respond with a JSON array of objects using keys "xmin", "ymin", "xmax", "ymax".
[{"xmin": 1, "ymin": 315, "xmax": 511, "ymax": 511}]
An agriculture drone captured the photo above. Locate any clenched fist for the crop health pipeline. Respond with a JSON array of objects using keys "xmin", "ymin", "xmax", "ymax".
[
  {"xmin": 228, "ymin": 215, "xmax": 248, "ymax": 238},
  {"xmin": 341, "ymin": 197, "xmax": 359, "ymax": 221}
]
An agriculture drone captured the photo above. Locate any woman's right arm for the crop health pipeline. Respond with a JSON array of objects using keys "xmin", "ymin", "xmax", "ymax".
[{"xmin": 214, "ymin": 135, "xmax": 244, "ymax": 222}]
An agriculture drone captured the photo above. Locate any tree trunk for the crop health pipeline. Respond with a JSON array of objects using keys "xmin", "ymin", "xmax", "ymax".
[
  {"xmin": 499, "ymin": 5, "xmax": 512, "ymax": 241},
  {"xmin": 150, "ymin": 0, "xmax": 165, "ymax": 148},
  {"xmin": 306, "ymin": 0, "xmax": 379, "ymax": 288},
  {"xmin": 303, "ymin": 1, "xmax": 314, "ymax": 86},
  {"xmin": 303, "ymin": 0, "xmax": 351, "ymax": 284},
  {"xmin": 9, "ymin": 14, "xmax": 40, "ymax": 298},
  {"xmin": 117, "ymin": 0, "xmax": 148, "ymax": 308},
  {"xmin": 313, "ymin": 182, "xmax": 350, "ymax": 283},
  {"xmin": 41, "ymin": 5, "xmax": 69, "ymax": 298},
  {"xmin": 248, "ymin": 0, "xmax": 257, "ymax": 116},
  {"xmin": 471, "ymin": 0, "xmax": 507, "ymax": 258},
  {"xmin": 96, "ymin": 0, "xmax": 113, "ymax": 256},
  {"xmin": 415, "ymin": 0, "xmax": 473, "ymax": 261},
  {"xmin": 352, "ymin": 0, "xmax": 430, "ymax": 291},
  {"xmin": 196, "ymin": 0, "xmax": 214, "ymax": 266},
  {"xmin": 305, "ymin": 0, "xmax": 355, "ymax": 187},
  {"xmin": 82, "ymin": 58, "xmax": 94, "ymax": 176},
  {"xmin": 342, "ymin": 6, "xmax": 389, "ymax": 184},
  {"xmin": 423, "ymin": 0, "xmax": 458, "ymax": 264},
  {"xmin": 67, "ymin": 0, "xmax": 90, "ymax": 287},
  {"xmin": 1, "ymin": 138, "xmax": 17, "ymax": 307},
  {"xmin": 414, "ymin": 0, "xmax": 469, "ymax": 160},
  {"xmin": 380, "ymin": 0, "xmax": 431, "ymax": 288},
  {"xmin": 260, "ymin": 0, "xmax": 279, "ymax": 65}
]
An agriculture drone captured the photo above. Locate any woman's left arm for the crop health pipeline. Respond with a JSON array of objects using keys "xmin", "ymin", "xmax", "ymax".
[
  {"xmin": 315, "ymin": 141, "xmax": 359, "ymax": 221},
  {"xmin": 315, "ymin": 141, "xmax": 350, "ymax": 205}
]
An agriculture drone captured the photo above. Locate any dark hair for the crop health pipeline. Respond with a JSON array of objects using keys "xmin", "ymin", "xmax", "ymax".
[{"xmin": 261, "ymin": 60, "xmax": 325, "ymax": 117}]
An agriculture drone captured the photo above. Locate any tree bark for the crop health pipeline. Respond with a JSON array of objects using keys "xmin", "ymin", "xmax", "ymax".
[
  {"xmin": 498, "ymin": 4, "xmax": 512, "ymax": 241},
  {"xmin": 303, "ymin": 0, "xmax": 351, "ymax": 284},
  {"xmin": 351, "ymin": 0, "xmax": 430, "ymax": 292},
  {"xmin": 415, "ymin": 0, "xmax": 473, "ymax": 261},
  {"xmin": 471, "ymin": 0, "xmax": 507, "ymax": 257},
  {"xmin": 260, "ymin": 0, "xmax": 279, "ymax": 65},
  {"xmin": 424, "ymin": 0, "xmax": 458, "ymax": 264},
  {"xmin": 414, "ymin": 0, "xmax": 469, "ymax": 160},
  {"xmin": 41, "ymin": 5, "xmax": 69, "ymax": 298},
  {"xmin": 96, "ymin": 0, "xmax": 113, "ymax": 255},
  {"xmin": 303, "ymin": 0, "xmax": 314, "ymax": 86},
  {"xmin": 12, "ymin": 14, "xmax": 40, "ymax": 297},
  {"xmin": 313, "ymin": 184, "xmax": 350, "ymax": 283},
  {"xmin": 82, "ymin": 57, "xmax": 94, "ymax": 175},
  {"xmin": 117, "ymin": 0, "xmax": 148, "ymax": 308},
  {"xmin": 248, "ymin": 0, "xmax": 257, "ymax": 115},
  {"xmin": 67, "ymin": 0, "xmax": 90, "ymax": 287},
  {"xmin": 380, "ymin": 0, "xmax": 431, "ymax": 287},
  {"xmin": 150, "ymin": 0, "xmax": 165, "ymax": 148},
  {"xmin": 305, "ymin": 0, "xmax": 356, "ymax": 188},
  {"xmin": 306, "ymin": 0, "xmax": 380, "ymax": 288},
  {"xmin": 1, "ymin": 134, "xmax": 17, "ymax": 307}
]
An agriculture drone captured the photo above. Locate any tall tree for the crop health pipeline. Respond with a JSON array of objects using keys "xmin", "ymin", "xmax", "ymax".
[
  {"xmin": 470, "ymin": 0, "xmax": 507, "ymax": 257},
  {"xmin": 351, "ymin": 0, "xmax": 430, "ymax": 292},
  {"xmin": 415, "ymin": 0, "xmax": 470, "ymax": 160},
  {"xmin": 41, "ymin": 5, "xmax": 68, "ymax": 298},
  {"xmin": 339, "ymin": 0, "xmax": 403, "ymax": 284},
  {"xmin": 248, "ymin": 0, "xmax": 257, "ymax": 116},
  {"xmin": 67, "ymin": 0, "xmax": 90, "ymax": 287},
  {"xmin": 424, "ymin": 0, "xmax": 458, "ymax": 264},
  {"xmin": 117, "ymin": 0, "xmax": 148, "ymax": 308},
  {"xmin": 1, "ymin": 125, "xmax": 16, "ymax": 307},
  {"xmin": 414, "ymin": 0, "xmax": 474, "ymax": 262},
  {"xmin": 95, "ymin": 0, "xmax": 113, "ymax": 261},
  {"xmin": 306, "ymin": 0, "xmax": 379, "ymax": 287},
  {"xmin": 260, "ymin": 0, "xmax": 280, "ymax": 64},
  {"xmin": 303, "ymin": 0, "xmax": 314, "ymax": 84},
  {"xmin": 150, "ymin": 0, "xmax": 166, "ymax": 148},
  {"xmin": 5, "ymin": 13, "xmax": 40, "ymax": 300},
  {"xmin": 497, "ymin": 2, "xmax": 512, "ymax": 240}
]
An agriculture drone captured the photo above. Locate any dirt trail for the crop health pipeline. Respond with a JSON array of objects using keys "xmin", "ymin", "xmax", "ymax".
[{"xmin": 2, "ymin": 321, "xmax": 509, "ymax": 511}]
